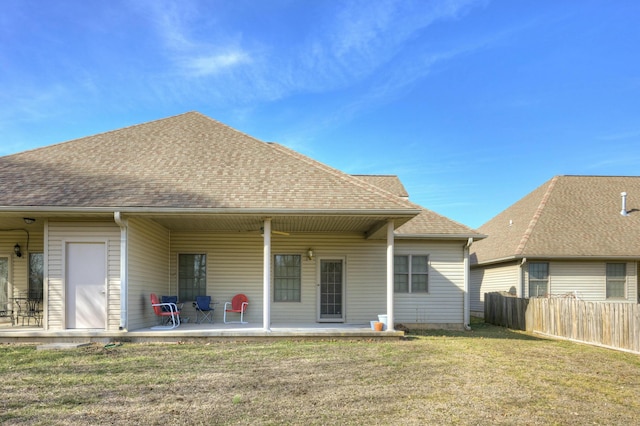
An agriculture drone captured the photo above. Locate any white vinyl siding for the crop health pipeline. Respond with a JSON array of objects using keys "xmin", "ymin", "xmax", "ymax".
[
  {"xmin": 168, "ymin": 232, "xmax": 467, "ymax": 327},
  {"xmin": 47, "ymin": 222, "xmax": 120, "ymax": 330},
  {"xmin": 0, "ymin": 230, "xmax": 44, "ymax": 301},
  {"xmin": 394, "ymin": 240, "xmax": 465, "ymax": 326},
  {"xmin": 470, "ymin": 262, "xmax": 520, "ymax": 313},
  {"xmin": 523, "ymin": 261, "xmax": 637, "ymax": 302},
  {"xmin": 126, "ymin": 218, "xmax": 170, "ymax": 330},
  {"xmin": 170, "ymin": 232, "xmax": 263, "ymax": 324}
]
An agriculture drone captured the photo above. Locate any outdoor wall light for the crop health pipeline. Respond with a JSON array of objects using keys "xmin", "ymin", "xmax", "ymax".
[
  {"xmin": 23, "ymin": 217, "xmax": 36, "ymax": 224},
  {"xmin": 14, "ymin": 243, "xmax": 22, "ymax": 257},
  {"xmin": 307, "ymin": 248, "xmax": 314, "ymax": 261}
]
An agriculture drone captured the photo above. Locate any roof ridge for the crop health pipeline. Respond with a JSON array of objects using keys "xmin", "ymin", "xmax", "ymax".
[
  {"xmin": 267, "ymin": 143, "xmax": 418, "ymax": 210},
  {"xmin": 3, "ymin": 111, "xmax": 202, "ymax": 159},
  {"xmin": 515, "ymin": 175, "xmax": 559, "ymax": 255}
]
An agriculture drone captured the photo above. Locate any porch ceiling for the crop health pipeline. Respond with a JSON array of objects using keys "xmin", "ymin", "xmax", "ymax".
[
  {"xmin": 0, "ymin": 212, "xmax": 415, "ymax": 237},
  {"xmin": 147, "ymin": 214, "xmax": 407, "ymax": 236}
]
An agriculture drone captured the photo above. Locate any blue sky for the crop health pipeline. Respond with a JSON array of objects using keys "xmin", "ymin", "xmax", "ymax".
[{"xmin": 1, "ymin": 0, "xmax": 639, "ymax": 229}]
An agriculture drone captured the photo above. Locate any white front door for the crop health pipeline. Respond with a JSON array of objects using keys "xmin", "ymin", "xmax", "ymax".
[
  {"xmin": 318, "ymin": 258, "xmax": 345, "ymax": 322},
  {"xmin": 66, "ymin": 242, "xmax": 106, "ymax": 329}
]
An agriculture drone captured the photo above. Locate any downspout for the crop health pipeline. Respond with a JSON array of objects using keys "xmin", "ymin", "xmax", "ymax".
[
  {"xmin": 114, "ymin": 212, "xmax": 128, "ymax": 331},
  {"xmin": 519, "ymin": 258, "xmax": 527, "ymax": 298},
  {"xmin": 263, "ymin": 218, "xmax": 272, "ymax": 332},
  {"xmin": 463, "ymin": 237, "xmax": 472, "ymax": 331},
  {"xmin": 386, "ymin": 220, "xmax": 395, "ymax": 331}
]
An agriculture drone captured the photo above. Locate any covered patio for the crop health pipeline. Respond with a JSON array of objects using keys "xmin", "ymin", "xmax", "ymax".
[{"xmin": 0, "ymin": 321, "xmax": 404, "ymax": 344}]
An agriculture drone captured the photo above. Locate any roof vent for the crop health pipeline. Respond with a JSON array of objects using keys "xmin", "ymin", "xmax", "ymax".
[{"xmin": 620, "ymin": 192, "xmax": 628, "ymax": 216}]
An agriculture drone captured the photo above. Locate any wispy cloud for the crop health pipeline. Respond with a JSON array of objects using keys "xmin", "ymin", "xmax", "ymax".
[
  {"xmin": 141, "ymin": 0, "xmax": 486, "ymax": 106},
  {"xmin": 144, "ymin": 0, "xmax": 255, "ymax": 78},
  {"xmin": 182, "ymin": 51, "xmax": 251, "ymax": 76}
]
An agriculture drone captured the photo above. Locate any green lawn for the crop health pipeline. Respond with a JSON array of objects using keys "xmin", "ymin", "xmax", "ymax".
[{"xmin": 1, "ymin": 321, "xmax": 638, "ymax": 425}]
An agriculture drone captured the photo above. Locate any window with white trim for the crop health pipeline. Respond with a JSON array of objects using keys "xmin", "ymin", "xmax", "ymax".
[
  {"xmin": 29, "ymin": 253, "xmax": 44, "ymax": 299},
  {"xmin": 274, "ymin": 254, "xmax": 301, "ymax": 302},
  {"xmin": 394, "ymin": 255, "xmax": 429, "ymax": 293},
  {"xmin": 529, "ymin": 262, "xmax": 549, "ymax": 297},
  {"xmin": 606, "ymin": 263, "xmax": 626, "ymax": 299},
  {"xmin": 178, "ymin": 254, "xmax": 206, "ymax": 302}
]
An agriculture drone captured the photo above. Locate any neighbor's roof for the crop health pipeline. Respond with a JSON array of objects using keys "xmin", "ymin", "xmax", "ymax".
[
  {"xmin": 354, "ymin": 174, "xmax": 483, "ymax": 239},
  {"xmin": 0, "ymin": 112, "xmax": 418, "ymax": 213},
  {"xmin": 471, "ymin": 175, "xmax": 640, "ymax": 264}
]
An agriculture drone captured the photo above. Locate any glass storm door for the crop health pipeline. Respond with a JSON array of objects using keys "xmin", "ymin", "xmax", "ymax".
[{"xmin": 319, "ymin": 259, "xmax": 344, "ymax": 322}]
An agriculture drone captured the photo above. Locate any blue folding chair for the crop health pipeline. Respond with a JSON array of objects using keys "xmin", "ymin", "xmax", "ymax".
[
  {"xmin": 160, "ymin": 296, "xmax": 183, "ymax": 325},
  {"xmin": 193, "ymin": 296, "xmax": 215, "ymax": 323}
]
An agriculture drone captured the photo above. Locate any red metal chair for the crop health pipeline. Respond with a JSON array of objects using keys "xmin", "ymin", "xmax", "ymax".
[
  {"xmin": 150, "ymin": 293, "xmax": 181, "ymax": 329},
  {"xmin": 224, "ymin": 294, "xmax": 248, "ymax": 324}
]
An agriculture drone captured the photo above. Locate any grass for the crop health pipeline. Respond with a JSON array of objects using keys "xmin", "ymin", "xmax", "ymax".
[{"xmin": 1, "ymin": 321, "xmax": 639, "ymax": 425}]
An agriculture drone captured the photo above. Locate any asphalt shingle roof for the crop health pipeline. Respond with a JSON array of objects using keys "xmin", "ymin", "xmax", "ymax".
[
  {"xmin": 354, "ymin": 174, "xmax": 481, "ymax": 237},
  {"xmin": 0, "ymin": 112, "xmax": 417, "ymax": 212},
  {"xmin": 471, "ymin": 175, "xmax": 640, "ymax": 264},
  {"xmin": 0, "ymin": 111, "xmax": 484, "ymax": 238},
  {"xmin": 352, "ymin": 175, "xmax": 409, "ymax": 198}
]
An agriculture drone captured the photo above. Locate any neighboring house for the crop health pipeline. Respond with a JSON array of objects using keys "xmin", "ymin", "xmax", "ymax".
[
  {"xmin": 0, "ymin": 112, "xmax": 483, "ymax": 332},
  {"xmin": 470, "ymin": 175, "xmax": 640, "ymax": 315}
]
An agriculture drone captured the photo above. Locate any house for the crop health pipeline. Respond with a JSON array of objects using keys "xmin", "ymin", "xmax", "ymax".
[
  {"xmin": 470, "ymin": 175, "xmax": 640, "ymax": 315},
  {"xmin": 0, "ymin": 112, "xmax": 483, "ymax": 334}
]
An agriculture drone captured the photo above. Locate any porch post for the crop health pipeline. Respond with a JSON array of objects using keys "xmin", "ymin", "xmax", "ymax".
[
  {"xmin": 263, "ymin": 218, "xmax": 272, "ymax": 331},
  {"xmin": 386, "ymin": 219, "xmax": 395, "ymax": 331}
]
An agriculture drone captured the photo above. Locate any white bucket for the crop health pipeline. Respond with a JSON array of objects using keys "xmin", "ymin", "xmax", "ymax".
[
  {"xmin": 377, "ymin": 314, "xmax": 388, "ymax": 331},
  {"xmin": 370, "ymin": 320, "xmax": 376, "ymax": 330}
]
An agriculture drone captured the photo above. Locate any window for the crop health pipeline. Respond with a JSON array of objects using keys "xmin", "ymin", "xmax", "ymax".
[
  {"xmin": 394, "ymin": 255, "xmax": 429, "ymax": 293},
  {"xmin": 529, "ymin": 262, "xmax": 549, "ymax": 297},
  {"xmin": 29, "ymin": 253, "xmax": 44, "ymax": 299},
  {"xmin": 0, "ymin": 257, "xmax": 8, "ymax": 307},
  {"xmin": 274, "ymin": 254, "xmax": 301, "ymax": 302},
  {"xmin": 606, "ymin": 263, "xmax": 626, "ymax": 299},
  {"xmin": 178, "ymin": 254, "xmax": 206, "ymax": 302}
]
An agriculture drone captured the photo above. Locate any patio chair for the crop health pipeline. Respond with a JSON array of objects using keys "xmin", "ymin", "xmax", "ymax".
[
  {"xmin": 14, "ymin": 297, "xmax": 42, "ymax": 327},
  {"xmin": 161, "ymin": 296, "xmax": 183, "ymax": 314},
  {"xmin": 224, "ymin": 293, "xmax": 248, "ymax": 324},
  {"xmin": 193, "ymin": 295, "xmax": 215, "ymax": 324},
  {"xmin": 150, "ymin": 293, "xmax": 181, "ymax": 329}
]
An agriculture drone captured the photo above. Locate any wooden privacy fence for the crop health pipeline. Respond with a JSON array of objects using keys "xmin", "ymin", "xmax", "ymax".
[
  {"xmin": 484, "ymin": 292, "xmax": 528, "ymax": 330},
  {"xmin": 527, "ymin": 297, "xmax": 640, "ymax": 353},
  {"xmin": 485, "ymin": 292, "xmax": 640, "ymax": 354}
]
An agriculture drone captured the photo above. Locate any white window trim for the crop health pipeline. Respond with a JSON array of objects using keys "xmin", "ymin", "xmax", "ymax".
[
  {"xmin": 273, "ymin": 253, "xmax": 302, "ymax": 303},
  {"xmin": 394, "ymin": 254, "xmax": 429, "ymax": 294},
  {"xmin": 177, "ymin": 253, "xmax": 208, "ymax": 302},
  {"xmin": 528, "ymin": 262, "xmax": 549, "ymax": 298},
  {"xmin": 605, "ymin": 262, "xmax": 627, "ymax": 300}
]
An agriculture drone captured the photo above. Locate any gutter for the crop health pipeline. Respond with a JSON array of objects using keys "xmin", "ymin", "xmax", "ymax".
[
  {"xmin": 0, "ymin": 206, "xmax": 422, "ymax": 216},
  {"xmin": 473, "ymin": 254, "xmax": 640, "ymax": 267},
  {"xmin": 114, "ymin": 212, "xmax": 128, "ymax": 331},
  {"xmin": 395, "ymin": 233, "xmax": 487, "ymax": 240}
]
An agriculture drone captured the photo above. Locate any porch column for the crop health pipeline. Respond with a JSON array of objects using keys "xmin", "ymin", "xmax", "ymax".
[
  {"xmin": 263, "ymin": 218, "xmax": 272, "ymax": 331},
  {"xmin": 386, "ymin": 219, "xmax": 395, "ymax": 331}
]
